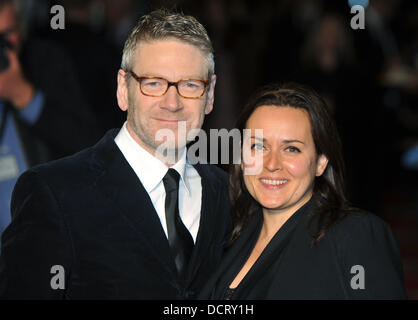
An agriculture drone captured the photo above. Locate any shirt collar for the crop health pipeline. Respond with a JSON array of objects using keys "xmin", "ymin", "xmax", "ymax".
[{"xmin": 114, "ymin": 122, "xmax": 190, "ymax": 195}]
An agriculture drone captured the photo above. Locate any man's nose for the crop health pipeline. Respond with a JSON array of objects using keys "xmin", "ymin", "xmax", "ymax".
[{"xmin": 160, "ymin": 85, "xmax": 182, "ymax": 112}]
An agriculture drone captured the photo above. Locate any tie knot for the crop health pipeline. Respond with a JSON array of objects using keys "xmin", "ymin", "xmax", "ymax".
[{"xmin": 163, "ymin": 168, "xmax": 180, "ymax": 193}]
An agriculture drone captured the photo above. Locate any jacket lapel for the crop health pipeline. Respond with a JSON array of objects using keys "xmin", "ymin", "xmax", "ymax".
[
  {"xmin": 89, "ymin": 130, "xmax": 177, "ymax": 278},
  {"xmin": 185, "ymin": 163, "xmax": 221, "ymax": 283}
]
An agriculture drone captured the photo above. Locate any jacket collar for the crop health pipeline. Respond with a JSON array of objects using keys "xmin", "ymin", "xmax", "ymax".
[
  {"xmin": 89, "ymin": 130, "xmax": 178, "ymax": 278},
  {"xmin": 88, "ymin": 130, "xmax": 225, "ymax": 285}
]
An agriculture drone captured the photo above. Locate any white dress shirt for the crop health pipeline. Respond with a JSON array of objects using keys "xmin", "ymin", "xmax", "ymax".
[{"xmin": 114, "ymin": 122, "xmax": 201, "ymax": 243}]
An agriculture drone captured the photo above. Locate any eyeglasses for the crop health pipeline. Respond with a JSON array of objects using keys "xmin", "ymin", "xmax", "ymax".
[{"xmin": 127, "ymin": 70, "xmax": 209, "ymax": 99}]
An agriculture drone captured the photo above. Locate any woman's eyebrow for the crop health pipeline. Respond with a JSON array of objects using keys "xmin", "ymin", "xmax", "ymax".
[
  {"xmin": 282, "ymin": 139, "xmax": 305, "ymax": 145},
  {"xmin": 250, "ymin": 136, "xmax": 265, "ymax": 142},
  {"xmin": 250, "ymin": 137, "xmax": 305, "ymax": 144}
]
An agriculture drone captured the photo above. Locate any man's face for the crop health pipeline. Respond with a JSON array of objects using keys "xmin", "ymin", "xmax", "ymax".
[
  {"xmin": 117, "ymin": 39, "xmax": 216, "ymax": 160},
  {"xmin": 0, "ymin": 3, "xmax": 21, "ymax": 50}
]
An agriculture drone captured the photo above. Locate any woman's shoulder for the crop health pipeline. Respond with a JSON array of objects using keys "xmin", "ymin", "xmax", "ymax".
[
  {"xmin": 322, "ymin": 207, "xmax": 400, "ymax": 258},
  {"xmin": 330, "ymin": 208, "xmax": 392, "ymax": 237},
  {"xmin": 313, "ymin": 208, "xmax": 407, "ymax": 299},
  {"xmin": 305, "ymin": 203, "xmax": 393, "ymax": 245}
]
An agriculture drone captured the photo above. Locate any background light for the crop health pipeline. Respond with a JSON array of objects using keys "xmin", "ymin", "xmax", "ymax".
[{"xmin": 348, "ymin": 0, "xmax": 369, "ymax": 8}]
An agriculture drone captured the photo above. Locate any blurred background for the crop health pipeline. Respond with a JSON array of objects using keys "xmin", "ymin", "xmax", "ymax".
[{"xmin": 0, "ymin": 0, "xmax": 417, "ymax": 298}]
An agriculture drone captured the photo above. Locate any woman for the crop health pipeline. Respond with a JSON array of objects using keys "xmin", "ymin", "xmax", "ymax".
[{"xmin": 200, "ymin": 83, "xmax": 407, "ymax": 299}]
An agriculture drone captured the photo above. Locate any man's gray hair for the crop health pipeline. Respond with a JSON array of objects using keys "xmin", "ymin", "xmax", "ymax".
[{"xmin": 121, "ymin": 8, "xmax": 215, "ymax": 78}]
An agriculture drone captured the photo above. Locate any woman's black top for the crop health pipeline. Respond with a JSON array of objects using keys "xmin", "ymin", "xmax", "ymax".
[{"xmin": 199, "ymin": 198, "xmax": 407, "ymax": 299}]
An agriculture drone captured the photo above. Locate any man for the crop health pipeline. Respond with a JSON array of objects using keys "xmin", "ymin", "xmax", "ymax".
[
  {"xmin": 0, "ymin": 0, "xmax": 100, "ymax": 239},
  {"xmin": 0, "ymin": 8, "xmax": 231, "ymax": 299}
]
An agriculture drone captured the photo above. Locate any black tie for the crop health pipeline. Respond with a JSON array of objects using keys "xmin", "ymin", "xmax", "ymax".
[{"xmin": 163, "ymin": 168, "xmax": 194, "ymax": 277}]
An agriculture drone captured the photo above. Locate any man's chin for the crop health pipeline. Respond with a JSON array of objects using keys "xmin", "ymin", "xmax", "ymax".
[{"xmin": 154, "ymin": 140, "xmax": 187, "ymax": 163}]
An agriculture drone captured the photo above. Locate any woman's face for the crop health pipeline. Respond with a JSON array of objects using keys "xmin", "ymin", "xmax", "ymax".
[{"xmin": 242, "ymin": 105, "xmax": 328, "ymax": 215}]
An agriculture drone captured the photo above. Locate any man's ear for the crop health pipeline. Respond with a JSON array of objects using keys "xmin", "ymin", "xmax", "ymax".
[
  {"xmin": 315, "ymin": 154, "xmax": 329, "ymax": 177},
  {"xmin": 117, "ymin": 69, "xmax": 129, "ymax": 112},
  {"xmin": 204, "ymin": 74, "xmax": 216, "ymax": 115}
]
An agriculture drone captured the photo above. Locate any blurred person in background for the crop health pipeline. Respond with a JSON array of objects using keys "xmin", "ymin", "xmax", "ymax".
[
  {"xmin": 0, "ymin": 0, "xmax": 100, "ymax": 241},
  {"xmin": 100, "ymin": 0, "xmax": 142, "ymax": 51},
  {"xmin": 37, "ymin": 0, "xmax": 126, "ymax": 133},
  {"xmin": 262, "ymin": 0, "xmax": 324, "ymax": 86},
  {"xmin": 291, "ymin": 12, "xmax": 381, "ymax": 211},
  {"xmin": 353, "ymin": 0, "xmax": 418, "ymax": 208}
]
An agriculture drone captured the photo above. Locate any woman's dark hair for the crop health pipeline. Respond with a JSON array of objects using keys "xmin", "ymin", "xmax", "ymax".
[{"xmin": 229, "ymin": 82, "xmax": 349, "ymax": 245}]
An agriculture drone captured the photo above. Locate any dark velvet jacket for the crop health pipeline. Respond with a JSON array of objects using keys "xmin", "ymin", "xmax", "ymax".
[
  {"xmin": 0, "ymin": 130, "xmax": 232, "ymax": 299},
  {"xmin": 199, "ymin": 198, "xmax": 407, "ymax": 300}
]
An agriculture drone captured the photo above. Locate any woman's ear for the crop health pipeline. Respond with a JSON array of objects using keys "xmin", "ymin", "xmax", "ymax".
[{"xmin": 315, "ymin": 154, "xmax": 329, "ymax": 177}]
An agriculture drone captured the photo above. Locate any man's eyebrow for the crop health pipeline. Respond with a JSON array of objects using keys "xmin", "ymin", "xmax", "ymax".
[{"xmin": 138, "ymin": 73, "xmax": 205, "ymax": 79}]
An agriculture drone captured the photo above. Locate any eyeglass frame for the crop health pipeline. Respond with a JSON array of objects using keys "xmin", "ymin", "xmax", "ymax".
[{"xmin": 126, "ymin": 70, "xmax": 210, "ymax": 99}]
